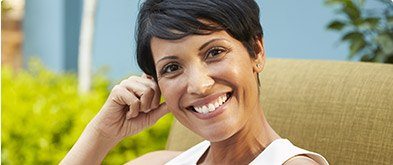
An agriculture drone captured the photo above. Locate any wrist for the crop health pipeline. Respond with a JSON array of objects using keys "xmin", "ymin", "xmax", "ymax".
[
  {"xmin": 86, "ymin": 118, "xmax": 122, "ymax": 146},
  {"xmin": 61, "ymin": 120, "xmax": 120, "ymax": 165}
]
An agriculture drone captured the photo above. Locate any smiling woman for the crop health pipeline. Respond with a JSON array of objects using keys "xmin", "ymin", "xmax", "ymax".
[
  {"xmin": 61, "ymin": 0, "xmax": 329, "ymax": 164},
  {"xmin": 150, "ymin": 31, "xmax": 265, "ymax": 144}
]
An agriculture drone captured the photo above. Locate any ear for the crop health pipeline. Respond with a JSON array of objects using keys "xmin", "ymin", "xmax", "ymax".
[{"xmin": 252, "ymin": 35, "xmax": 266, "ymax": 73}]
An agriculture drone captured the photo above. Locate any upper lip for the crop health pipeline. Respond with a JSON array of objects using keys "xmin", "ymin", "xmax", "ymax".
[{"xmin": 185, "ymin": 92, "xmax": 230, "ymax": 109}]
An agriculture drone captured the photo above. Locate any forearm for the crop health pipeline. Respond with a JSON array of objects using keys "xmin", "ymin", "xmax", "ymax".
[{"xmin": 60, "ymin": 121, "xmax": 118, "ymax": 165}]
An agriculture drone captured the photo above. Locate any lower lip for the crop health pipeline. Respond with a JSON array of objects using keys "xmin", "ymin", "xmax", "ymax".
[{"xmin": 191, "ymin": 95, "xmax": 231, "ymax": 120}]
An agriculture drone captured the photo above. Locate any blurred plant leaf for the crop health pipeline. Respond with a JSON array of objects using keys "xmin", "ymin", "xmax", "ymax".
[
  {"xmin": 325, "ymin": 0, "xmax": 350, "ymax": 5},
  {"xmin": 362, "ymin": 17, "xmax": 380, "ymax": 28},
  {"xmin": 325, "ymin": 0, "xmax": 393, "ymax": 63},
  {"xmin": 375, "ymin": 32, "xmax": 393, "ymax": 54},
  {"xmin": 360, "ymin": 54, "xmax": 370, "ymax": 61},
  {"xmin": 327, "ymin": 20, "xmax": 347, "ymax": 30},
  {"xmin": 349, "ymin": 38, "xmax": 366, "ymax": 58},
  {"xmin": 342, "ymin": 1, "xmax": 361, "ymax": 24},
  {"xmin": 341, "ymin": 31, "xmax": 363, "ymax": 41},
  {"xmin": 387, "ymin": 16, "xmax": 393, "ymax": 24}
]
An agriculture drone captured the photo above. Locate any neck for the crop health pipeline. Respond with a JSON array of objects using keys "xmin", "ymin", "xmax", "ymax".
[{"xmin": 201, "ymin": 104, "xmax": 280, "ymax": 164}]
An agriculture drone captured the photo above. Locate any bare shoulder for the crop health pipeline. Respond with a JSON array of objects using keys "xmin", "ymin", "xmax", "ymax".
[
  {"xmin": 284, "ymin": 155, "xmax": 320, "ymax": 165},
  {"xmin": 125, "ymin": 150, "xmax": 182, "ymax": 165}
]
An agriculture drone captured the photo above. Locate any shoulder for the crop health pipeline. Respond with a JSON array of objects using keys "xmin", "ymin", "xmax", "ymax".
[
  {"xmin": 283, "ymin": 155, "xmax": 320, "ymax": 165},
  {"xmin": 125, "ymin": 150, "xmax": 182, "ymax": 165}
]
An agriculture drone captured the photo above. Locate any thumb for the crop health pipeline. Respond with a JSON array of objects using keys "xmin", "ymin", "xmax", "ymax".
[{"xmin": 147, "ymin": 102, "xmax": 169, "ymax": 124}]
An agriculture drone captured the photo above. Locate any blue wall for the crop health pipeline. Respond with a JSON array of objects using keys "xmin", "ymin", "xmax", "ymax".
[
  {"xmin": 65, "ymin": 0, "xmax": 82, "ymax": 72},
  {"xmin": 92, "ymin": 0, "xmax": 140, "ymax": 80},
  {"xmin": 23, "ymin": 0, "xmax": 385, "ymax": 80},
  {"xmin": 24, "ymin": 0, "xmax": 65, "ymax": 72},
  {"xmin": 23, "ymin": 0, "xmax": 81, "ymax": 72},
  {"xmin": 258, "ymin": 0, "xmax": 347, "ymax": 61}
]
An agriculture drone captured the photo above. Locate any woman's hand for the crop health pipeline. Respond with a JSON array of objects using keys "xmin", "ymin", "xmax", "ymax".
[
  {"xmin": 91, "ymin": 74, "xmax": 169, "ymax": 143},
  {"xmin": 61, "ymin": 74, "xmax": 168, "ymax": 165}
]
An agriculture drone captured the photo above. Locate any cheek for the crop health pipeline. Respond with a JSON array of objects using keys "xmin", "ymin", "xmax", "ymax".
[
  {"xmin": 210, "ymin": 55, "xmax": 254, "ymax": 86},
  {"xmin": 159, "ymin": 80, "xmax": 192, "ymax": 127},
  {"xmin": 159, "ymin": 79, "xmax": 184, "ymax": 112},
  {"xmin": 210, "ymin": 54, "xmax": 258, "ymax": 111}
]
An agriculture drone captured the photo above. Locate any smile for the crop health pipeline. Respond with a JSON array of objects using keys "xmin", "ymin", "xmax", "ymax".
[{"xmin": 188, "ymin": 92, "xmax": 232, "ymax": 114}]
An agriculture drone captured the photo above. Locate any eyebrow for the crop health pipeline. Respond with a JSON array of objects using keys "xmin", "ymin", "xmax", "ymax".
[
  {"xmin": 155, "ymin": 38, "xmax": 228, "ymax": 65},
  {"xmin": 156, "ymin": 56, "xmax": 178, "ymax": 65},
  {"xmin": 198, "ymin": 38, "xmax": 227, "ymax": 51}
]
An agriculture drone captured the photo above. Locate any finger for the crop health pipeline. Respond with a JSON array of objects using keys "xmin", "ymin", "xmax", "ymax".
[
  {"xmin": 141, "ymin": 73, "xmax": 153, "ymax": 80},
  {"xmin": 148, "ymin": 79, "xmax": 160, "ymax": 110},
  {"xmin": 111, "ymin": 85, "xmax": 138, "ymax": 106},
  {"xmin": 150, "ymin": 89, "xmax": 160, "ymax": 111},
  {"xmin": 127, "ymin": 94, "xmax": 141, "ymax": 119},
  {"xmin": 120, "ymin": 78, "xmax": 146, "ymax": 96},
  {"xmin": 133, "ymin": 77, "xmax": 161, "ymax": 110},
  {"xmin": 111, "ymin": 86, "xmax": 141, "ymax": 119},
  {"xmin": 145, "ymin": 102, "xmax": 169, "ymax": 125},
  {"xmin": 122, "ymin": 76, "xmax": 160, "ymax": 111},
  {"xmin": 131, "ymin": 76, "xmax": 157, "ymax": 92},
  {"xmin": 139, "ymin": 85, "xmax": 155, "ymax": 113},
  {"xmin": 120, "ymin": 79, "xmax": 152, "ymax": 111}
]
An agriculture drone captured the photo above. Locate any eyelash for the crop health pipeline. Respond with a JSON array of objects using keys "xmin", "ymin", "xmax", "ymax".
[
  {"xmin": 205, "ymin": 47, "xmax": 227, "ymax": 60},
  {"xmin": 159, "ymin": 46, "xmax": 228, "ymax": 76},
  {"xmin": 160, "ymin": 62, "xmax": 181, "ymax": 76}
]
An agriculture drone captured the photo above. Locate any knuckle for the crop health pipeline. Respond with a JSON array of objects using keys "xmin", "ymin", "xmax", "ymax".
[
  {"xmin": 131, "ymin": 99, "xmax": 140, "ymax": 106},
  {"xmin": 145, "ymin": 86, "xmax": 155, "ymax": 95},
  {"xmin": 139, "ymin": 86, "xmax": 149, "ymax": 95},
  {"xmin": 111, "ymin": 85, "xmax": 121, "ymax": 92},
  {"xmin": 119, "ymin": 79, "xmax": 128, "ymax": 85},
  {"xmin": 149, "ymin": 82, "xmax": 158, "ymax": 91},
  {"xmin": 128, "ymin": 76, "xmax": 138, "ymax": 81}
]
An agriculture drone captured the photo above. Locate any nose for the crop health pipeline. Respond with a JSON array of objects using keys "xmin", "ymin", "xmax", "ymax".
[{"xmin": 186, "ymin": 64, "xmax": 214, "ymax": 95}]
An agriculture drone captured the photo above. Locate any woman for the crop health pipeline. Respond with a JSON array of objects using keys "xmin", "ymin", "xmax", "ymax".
[{"xmin": 62, "ymin": 0, "xmax": 329, "ymax": 164}]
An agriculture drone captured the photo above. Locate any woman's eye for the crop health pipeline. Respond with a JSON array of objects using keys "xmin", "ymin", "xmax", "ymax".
[
  {"xmin": 161, "ymin": 63, "xmax": 180, "ymax": 75},
  {"xmin": 206, "ymin": 47, "xmax": 226, "ymax": 59}
]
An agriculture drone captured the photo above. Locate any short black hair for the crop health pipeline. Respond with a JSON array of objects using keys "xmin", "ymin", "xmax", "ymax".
[{"xmin": 136, "ymin": 0, "xmax": 263, "ymax": 81}]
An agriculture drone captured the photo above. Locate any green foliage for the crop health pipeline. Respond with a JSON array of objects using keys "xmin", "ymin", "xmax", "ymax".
[
  {"xmin": 325, "ymin": 0, "xmax": 393, "ymax": 63},
  {"xmin": 1, "ymin": 60, "xmax": 173, "ymax": 164}
]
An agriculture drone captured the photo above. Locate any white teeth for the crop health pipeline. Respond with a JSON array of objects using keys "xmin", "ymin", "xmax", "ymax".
[
  {"xmin": 208, "ymin": 104, "xmax": 215, "ymax": 112},
  {"xmin": 217, "ymin": 97, "xmax": 223, "ymax": 107},
  {"xmin": 195, "ymin": 107, "xmax": 201, "ymax": 112},
  {"xmin": 214, "ymin": 102, "xmax": 219, "ymax": 108},
  {"xmin": 193, "ymin": 94, "xmax": 229, "ymax": 114},
  {"xmin": 202, "ymin": 105, "xmax": 209, "ymax": 114}
]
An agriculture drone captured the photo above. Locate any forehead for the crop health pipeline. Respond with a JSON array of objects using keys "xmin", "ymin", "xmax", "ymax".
[{"xmin": 150, "ymin": 30, "xmax": 238, "ymax": 63}]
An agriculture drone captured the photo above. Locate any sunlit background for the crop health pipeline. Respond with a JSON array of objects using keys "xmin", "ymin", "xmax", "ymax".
[{"xmin": 2, "ymin": 0, "xmax": 392, "ymax": 164}]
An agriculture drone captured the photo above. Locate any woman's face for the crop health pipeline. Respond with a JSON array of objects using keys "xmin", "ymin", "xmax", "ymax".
[{"xmin": 151, "ymin": 30, "xmax": 264, "ymax": 142}]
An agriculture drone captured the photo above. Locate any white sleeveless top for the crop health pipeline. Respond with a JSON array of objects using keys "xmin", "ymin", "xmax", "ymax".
[{"xmin": 165, "ymin": 139, "xmax": 329, "ymax": 165}]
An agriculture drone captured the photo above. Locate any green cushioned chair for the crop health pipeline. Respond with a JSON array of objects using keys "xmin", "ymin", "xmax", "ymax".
[{"xmin": 165, "ymin": 59, "xmax": 393, "ymax": 165}]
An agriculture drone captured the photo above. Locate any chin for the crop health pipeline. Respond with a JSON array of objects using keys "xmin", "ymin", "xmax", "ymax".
[{"xmin": 196, "ymin": 118, "xmax": 243, "ymax": 142}]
